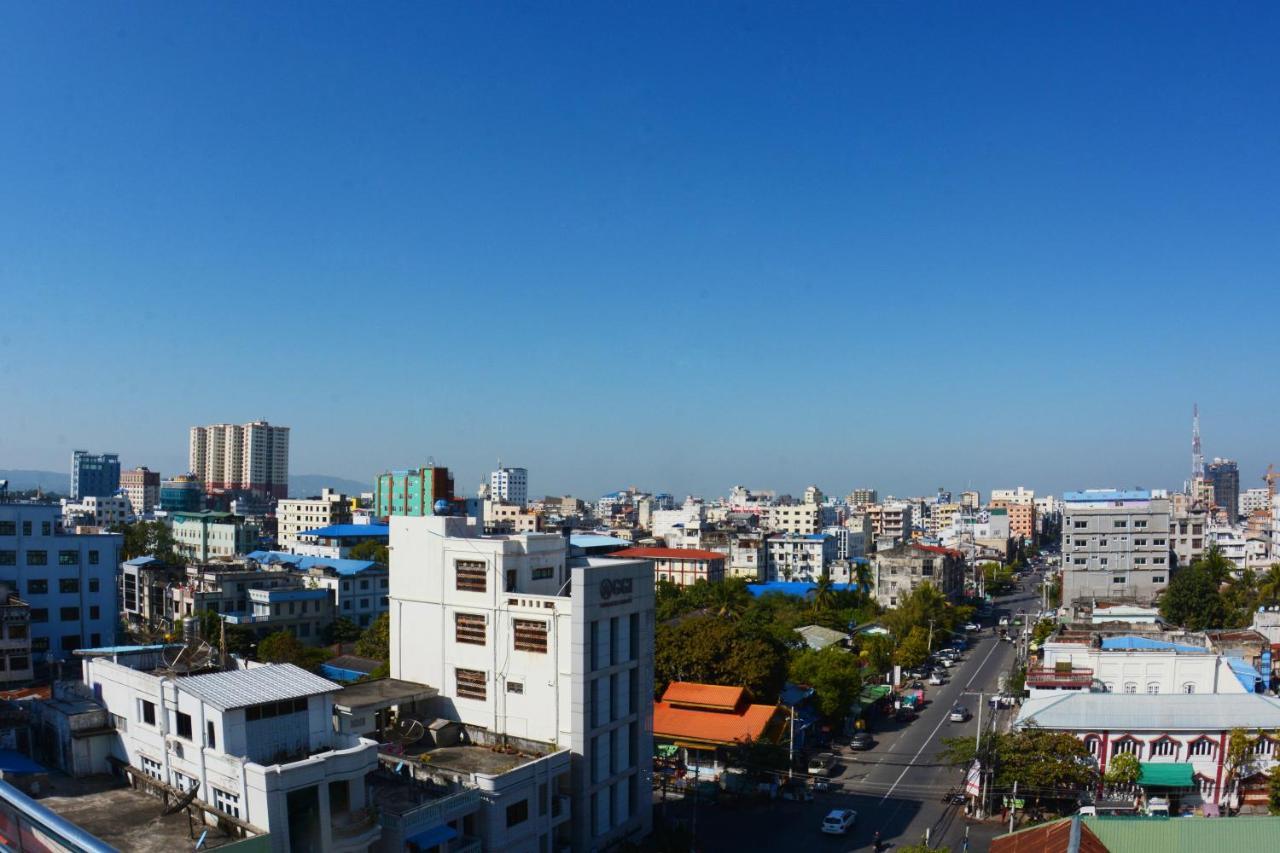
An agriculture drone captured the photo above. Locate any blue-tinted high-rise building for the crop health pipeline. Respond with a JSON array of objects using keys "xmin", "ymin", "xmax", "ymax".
[{"xmin": 70, "ymin": 451, "xmax": 120, "ymax": 500}]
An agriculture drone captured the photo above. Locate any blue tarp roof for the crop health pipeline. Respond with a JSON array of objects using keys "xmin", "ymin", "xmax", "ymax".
[
  {"xmin": 1100, "ymin": 636, "xmax": 1206, "ymax": 653},
  {"xmin": 569, "ymin": 534, "xmax": 631, "ymax": 549},
  {"xmin": 0, "ymin": 750, "xmax": 45, "ymax": 774},
  {"xmin": 246, "ymin": 551, "xmax": 380, "ymax": 576},
  {"xmin": 319, "ymin": 664, "xmax": 367, "ymax": 684},
  {"xmin": 123, "ymin": 556, "xmax": 159, "ymax": 566},
  {"xmin": 1063, "ymin": 489, "xmax": 1151, "ymax": 502},
  {"xmin": 298, "ymin": 523, "xmax": 389, "ymax": 539},
  {"xmin": 406, "ymin": 824, "xmax": 458, "ymax": 848},
  {"xmin": 780, "ymin": 683, "xmax": 816, "ymax": 707},
  {"xmin": 76, "ymin": 644, "xmax": 172, "ymax": 655},
  {"xmin": 748, "ymin": 581, "xmax": 861, "ymax": 598},
  {"xmin": 1227, "ymin": 657, "xmax": 1262, "ymax": 692}
]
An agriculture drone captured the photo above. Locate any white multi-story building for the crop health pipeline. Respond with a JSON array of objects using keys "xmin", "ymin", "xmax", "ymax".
[
  {"xmin": 1240, "ymin": 488, "xmax": 1272, "ymax": 518},
  {"xmin": 388, "ymin": 515, "xmax": 655, "ymax": 851},
  {"xmin": 1029, "ymin": 634, "xmax": 1260, "ymax": 697},
  {"xmin": 489, "ymin": 466, "xmax": 529, "ymax": 508},
  {"xmin": 1061, "ymin": 490, "xmax": 1172, "ymax": 606},
  {"xmin": 868, "ymin": 502, "xmax": 913, "ymax": 543},
  {"xmin": 822, "ymin": 525, "xmax": 865, "ymax": 561},
  {"xmin": 766, "ymin": 533, "xmax": 837, "ymax": 582},
  {"xmin": 276, "ymin": 489, "xmax": 351, "ymax": 552},
  {"xmin": 651, "ymin": 501, "xmax": 705, "ymax": 544},
  {"xmin": 171, "ymin": 511, "xmax": 259, "ymax": 562},
  {"xmin": 120, "ymin": 467, "xmax": 161, "ymax": 519},
  {"xmin": 83, "ymin": 654, "xmax": 381, "ymax": 852},
  {"xmin": 60, "ymin": 495, "xmax": 132, "ymax": 528},
  {"xmin": 189, "ymin": 421, "xmax": 290, "ymax": 499},
  {"xmin": 0, "ymin": 502, "xmax": 121, "ymax": 663}
]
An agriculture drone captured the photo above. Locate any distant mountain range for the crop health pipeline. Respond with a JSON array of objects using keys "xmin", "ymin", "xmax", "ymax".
[{"xmin": 0, "ymin": 469, "xmax": 370, "ymax": 498}]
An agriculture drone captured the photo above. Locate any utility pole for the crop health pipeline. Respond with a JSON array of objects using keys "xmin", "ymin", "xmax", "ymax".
[
  {"xmin": 973, "ymin": 691, "xmax": 985, "ymax": 818},
  {"xmin": 928, "ymin": 618, "xmax": 935, "ymax": 652},
  {"xmin": 1009, "ymin": 779, "xmax": 1018, "ymax": 833},
  {"xmin": 788, "ymin": 706, "xmax": 796, "ymax": 780}
]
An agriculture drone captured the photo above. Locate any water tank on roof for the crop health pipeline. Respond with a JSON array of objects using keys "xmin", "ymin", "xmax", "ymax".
[
  {"xmin": 434, "ymin": 499, "xmax": 452, "ymax": 515},
  {"xmin": 182, "ymin": 616, "xmax": 198, "ymax": 643}
]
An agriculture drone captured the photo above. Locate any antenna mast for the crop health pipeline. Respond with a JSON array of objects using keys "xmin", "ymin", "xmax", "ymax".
[{"xmin": 1192, "ymin": 403, "xmax": 1204, "ymax": 480}]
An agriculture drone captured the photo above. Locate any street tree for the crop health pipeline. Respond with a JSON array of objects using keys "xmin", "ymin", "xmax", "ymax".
[
  {"xmin": 1105, "ymin": 752, "xmax": 1141, "ymax": 787},
  {"xmin": 355, "ymin": 612, "xmax": 390, "ymax": 661},
  {"xmin": 892, "ymin": 626, "xmax": 930, "ymax": 670},
  {"xmin": 789, "ymin": 646, "xmax": 863, "ymax": 720},
  {"xmin": 655, "ymin": 614, "xmax": 788, "ymax": 701}
]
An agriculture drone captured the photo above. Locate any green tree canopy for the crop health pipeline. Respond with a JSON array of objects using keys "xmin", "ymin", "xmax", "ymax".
[
  {"xmin": 324, "ymin": 617, "xmax": 363, "ymax": 645},
  {"xmin": 257, "ymin": 630, "xmax": 332, "ymax": 672},
  {"xmin": 655, "ymin": 614, "xmax": 788, "ymax": 701},
  {"xmin": 355, "ymin": 612, "xmax": 390, "ymax": 661},
  {"xmin": 347, "ymin": 540, "xmax": 389, "ymax": 564},
  {"xmin": 789, "ymin": 646, "xmax": 864, "ymax": 720},
  {"xmin": 941, "ymin": 730, "xmax": 1096, "ymax": 794},
  {"xmin": 892, "ymin": 626, "xmax": 931, "ymax": 669},
  {"xmin": 1159, "ymin": 562, "xmax": 1229, "ymax": 630},
  {"xmin": 114, "ymin": 520, "xmax": 179, "ymax": 563},
  {"xmin": 1105, "ymin": 752, "xmax": 1140, "ymax": 786}
]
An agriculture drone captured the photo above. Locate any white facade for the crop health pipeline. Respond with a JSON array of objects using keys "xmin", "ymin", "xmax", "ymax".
[
  {"xmin": 489, "ymin": 467, "xmax": 529, "ymax": 508},
  {"xmin": 388, "ymin": 515, "xmax": 654, "ymax": 851},
  {"xmin": 277, "ymin": 489, "xmax": 351, "ymax": 552},
  {"xmin": 822, "ymin": 525, "xmax": 865, "ymax": 561},
  {"xmin": 1032, "ymin": 642, "xmax": 1254, "ymax": 697},
  {"xmin": 1062, "ymin": 490, "xmax": 1172, "ymax": 606},
  {"xmin": 766, "ymin": 534, "xmax": 836, "ymax": 582},
  {"xmin": 171, "ymin": 513, "xmax": 259, "ymax": 562},
  {"xmin": 84, "ymin": 657, "xmax": 380, "ymax": 852},
  {"xmin": 61, "ymin": 495, "xmax": 132, "ymax": 527},
  {"xmin": 651, "ymin": 502, "xmax": 705, "ymax": 544},
  {"xmin": 0, "ymin": 502, "xmax": 121, "ymax": 662},
  {"xmin": 767, "ymin": 504, "xmax": 821, "ymax": 535}
]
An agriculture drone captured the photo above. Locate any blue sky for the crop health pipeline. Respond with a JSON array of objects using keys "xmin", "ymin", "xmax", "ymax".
[{"xmin": 2, "ymin": 3, "xmax": 1278, "ymax": 500}]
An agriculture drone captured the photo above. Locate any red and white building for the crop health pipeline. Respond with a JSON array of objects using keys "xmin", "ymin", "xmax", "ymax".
[
  {"xmin": 1015, "ymin": 692, "xmax": 1280, "ymax": 809},
  {"xmin": 609, "ymin": 547, "xmax": 726, "ymax": 587}
]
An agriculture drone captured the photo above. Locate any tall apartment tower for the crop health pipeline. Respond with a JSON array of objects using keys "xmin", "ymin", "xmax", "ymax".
[
  {"xmin": 189, "ymin": 421, "xmax": 289, "ymax": 499},
  {"xmin": 70, "ymin": 451, "xmax": 120, "ymax": 500},
  {"xmin": 389, "ymin": 515, "xmax": 655, "ymax": 851},
  {"xmin": 1207, "ymin": 458, "xmax": 1240, "ymax": 524},
  {"xmin": 1061, "ymin": 489, "xmax": 1171, "ymax": 606},
  {"xmin": 489, "ymin": 465, "xmax": 529, "ymax": 507},
  {"xmin": 990, "ymin": 487, "xmax": 1037, "ymax": 542},
  {"xmin": 119, "ymin": 467, "xmax": 160, "ymax": 517}
]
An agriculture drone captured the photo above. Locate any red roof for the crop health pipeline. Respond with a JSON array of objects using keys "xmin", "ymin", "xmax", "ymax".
[
  {"xmin": 653, "ymin": 700, "xmax": 782, "ymax": 747},
  {"xmin": 662, "ymin": 682, "xmax": 746, "ymax": 711},
  {"xmin": 913, "ymin": 543, "xmax": 964, "ymax": 558},
  {"xmin": 611, "ymin": 547, "xmax": 726, "ymax": 562},
  {"xmin": 991, "ymin": 817, "xmax": 1106, "ymax": 853}
]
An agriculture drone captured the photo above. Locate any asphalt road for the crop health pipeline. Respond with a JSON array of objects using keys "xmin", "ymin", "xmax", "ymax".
[{"xmin": 661, "ymin": 575, "xmax": 1047, "ymax": 851}]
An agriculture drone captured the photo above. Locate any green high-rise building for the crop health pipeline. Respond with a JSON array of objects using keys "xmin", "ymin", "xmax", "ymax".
[{"xmin": 374, "ymin": 465, "xmax": 456, "ymax": 518}]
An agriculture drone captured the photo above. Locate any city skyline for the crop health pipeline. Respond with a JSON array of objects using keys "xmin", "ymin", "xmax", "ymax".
[{"xmin": 3, "ymin": 5, "xmax": 1278, "ymax": 500}]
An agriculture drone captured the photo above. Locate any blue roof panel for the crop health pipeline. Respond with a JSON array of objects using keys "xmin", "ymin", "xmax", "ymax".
[
  {"xmin": 0, "ymin": 750, "xmax": 44, "ymax": 774},
  {"xmin": 298, "ymin": 523, "xmax": 389, "ymax": 539},
  {"xmin": 1063, "ymin": 489, "xmax": 1152, "ymax": 502},
  {"xmin": 1100, "ymin": 635, "xmax": 1205, "ymax": 653},
  {"xmin": 748, "ymin": 581, "xmax": 861, "ymax": 598},
  {"xmin": 246, "ymin": 551, "xmax": 380, "ymax": 576}
]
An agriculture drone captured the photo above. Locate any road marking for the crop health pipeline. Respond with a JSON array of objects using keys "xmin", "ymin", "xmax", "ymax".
[{"xmin": 878, "ymin": 637, "xmax": 1005, "ymax": 803}]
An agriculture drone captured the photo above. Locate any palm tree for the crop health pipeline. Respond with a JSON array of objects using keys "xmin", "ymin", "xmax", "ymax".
[
  {"xmin": 1258, "ymin": 564, "xmax": 1280, "ymax": 606},
  {"xmin": 810, "ymin": 571, "xmax": 835, "ymax": 615},
  {"xmin": 853, "ymin": 560, "xmax": 874, "ymax": 603},
  {"xmin": 708, "ymin": 579, "xmax": 748, "ymax": 621}
]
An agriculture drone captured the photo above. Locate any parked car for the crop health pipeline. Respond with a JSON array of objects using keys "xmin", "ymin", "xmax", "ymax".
[
  {"xmin": 949, "ymin": 705, "xmax": 971, "ymax": 723},
  {"xmin": 807, "ymin": 753, "xmax": 837, "ymax": 776},
  {"xmin": 928, "ymin": 671, "xmax": 946, "ymax": 685},
  {"xmin": 849, "ymin": 732, "xmax": 874, "ymax": 751},
  {"xmin": 821, "ymin": 809, "xmax": 858, "ymax": 835},
  {"xmin": 964, "ymin": 621, "xmax": 981, "ymax": 631},
  {"xmin": 935, "ymin": 656, "xmax": 955, "ymax": 668},
  {"xmin": 895, "ymin": 707, "xmax": 917, "ymax": 723},
  {"xmin": 998, "ymin": 615, "xmax": 1010, "ymax": 627}
]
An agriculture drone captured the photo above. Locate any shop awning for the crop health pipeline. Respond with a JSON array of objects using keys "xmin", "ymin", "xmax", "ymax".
[{"xmin": 1138, "ymin": 762, "xmax": 1193, "ymax": 787}]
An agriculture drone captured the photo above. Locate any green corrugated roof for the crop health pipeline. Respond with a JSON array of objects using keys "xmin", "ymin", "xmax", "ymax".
[
  {"xmin": 860, "ymin": 684, "xmax": 892, "ymax": 703},
  {"xmin": 1084, "ymin": 815, "xmax": 1280, "ymax": 852},
  {"xmin": 1137, "ymin": 762, "xmax": 1193, "ymax": 787}
]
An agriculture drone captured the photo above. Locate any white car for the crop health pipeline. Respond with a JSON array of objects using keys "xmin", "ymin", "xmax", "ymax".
[
  {"xmin": 949, "ymin": 706, "xmax": 971, "ymax": 723},
  {"xmin": 807, "ymin": 753, "xmax": 837, "ymax": 777},
  {"xmin": 821, "ymin": 809, "xmax": 857, "ymax": 835},
  {"xmin": 998, "ymin": 615, "xmax": 1010, "ymax": 627},
  {"xmin": 935, "ymin": 656, "xmax": 954, "ymax": 668},
  {"xmin": 928, "ymin": 672, "xmax": 945, "ymax": 685},
  {"xmin": 964, "ymin": 622, "xmax": 981, "ymax": 631}
]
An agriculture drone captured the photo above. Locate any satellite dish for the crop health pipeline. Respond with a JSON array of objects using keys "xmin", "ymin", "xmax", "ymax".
[
  {"xmin": 390, "ymin": 717, "xmax": 425, "ymax": 748},
  {"xmin": 159, "ymin": 638, "xmax": 218, "ymax": 675}
]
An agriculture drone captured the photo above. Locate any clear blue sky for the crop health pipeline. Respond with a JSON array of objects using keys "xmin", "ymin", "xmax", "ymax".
[{"xmin": 2, "ymin": 3, "xmax": 1278, "ymax": 500}]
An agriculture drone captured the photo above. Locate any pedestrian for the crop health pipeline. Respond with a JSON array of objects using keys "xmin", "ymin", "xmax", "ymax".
[{"xmin": 872, "ymin": 829, "xmax": 882, "ymax": 851}]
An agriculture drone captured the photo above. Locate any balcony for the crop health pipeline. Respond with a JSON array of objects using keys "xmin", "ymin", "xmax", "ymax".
[
  {"xmin": 331, "ymin": 808, "xmax": 381, "ymax": 852},
  {"xmin": 1027, "ymin": 666, "xmax": 1094, "ymax": 688}
]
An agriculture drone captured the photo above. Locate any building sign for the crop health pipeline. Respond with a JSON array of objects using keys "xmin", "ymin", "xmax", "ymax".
[{"xmin": 599, "ymin": 577, "xmax": 633, "ymax": 600}]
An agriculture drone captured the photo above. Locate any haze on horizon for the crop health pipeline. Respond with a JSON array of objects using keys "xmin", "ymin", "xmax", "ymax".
[{"xmin": 2, "ymin": 4, "xmax": 1278, "ymax": 500}]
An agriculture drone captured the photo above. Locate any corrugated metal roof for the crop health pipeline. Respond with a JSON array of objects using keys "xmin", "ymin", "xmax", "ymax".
[
  {"xmin": 1100, "ymin": 635, "xmax": 1206, "ymax": 653},
  {"xmin": 178, "ymin": 663, "xmax": 340, "ymax": 711},
  {"xmin": 1063, "ymin": 489, "xmax": 1151, "ymax": 502},
  {"xmin": 245, "ymin": 550, "xmax": 380, "ymax": 576},
  {"xmin": 1084, "ymin": 814, "xmax": 1280, "ymax": 851},
  {"xmin": 1015, "ymin": 693, "xmax": 1280, "ymax": 732},
  {"xmin": 298, "ymin": 523, "xmax": 389, "ymax": 539}
]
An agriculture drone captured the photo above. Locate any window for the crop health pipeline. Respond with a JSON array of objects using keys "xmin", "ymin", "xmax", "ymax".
[
  {"xmin": 89, "ymin": 606, "xmax": 100, "ymax": 620},
  {"xmin": 1153, "ymin": 557, "xmax": 1165, "ymax": 565},
  {"xmin": 1146, "ymin": 682, "xmax": 1160, "ymax": 695},
  {"xmin": 244, "ymin": 698, "xmax": 308, "ymax": 721},
  {"xmin": 1151, "ymin": 738, "xmax": 1177, "ymax": 757},
  {"xmin": 506, "ymin": 799, "xmax": 529, "ymax": 827},
  {"xmin": 507, "ymin": 681, "xmax": 524, "ymax": 694},
  {"xmin": 532, "ymin": 566, "xmax": 554, "ymax": 580},
  {"xmin": 1153, "ymin": 538, "xmax": 1166, "ymax": 546},
  {"xmin": 514, "ymin": 619, "xmax": 549, "ymax": 653},
  {"xmin": 456, "ymin": 668, "xmax": 487, "ymax": 701},
  {"xmin": 455, "ymin": 560, "xmax": 487, "ymax": 592},
  {"xmin": 0, "ymin": 551, "xmax": 14, "ymax": 566},
  {"xmin": 59, "ymin": 578, "xmax": 79, "ymax": 594},
  {"xmin": 1123, "ymin": 682, "xmax": 1137, "ymax": 694},
  {"xmin": 26, "ymin": 550, "xmax": 47, "ymax": 566},
  {"xmin": 1182, "ymin": 682, "xmax": 1195, "ymax": 694},
  {"xmin": 31, "ymin": 637, "xmax": 49, "ymax": 651},
  {"xmin": 1253, "ymin": 737, "xmax": 1275, "ymax": 757},
  {"xmin": 10, "ymin": 657, "xmax": 28, "ymax": 671},
  {"xmin": 89, "ymin": 578, "xmax": 99, "ymax": 593},
  {"xmin": 1152, "ymin": 576, "xmax": 1165, "ymax": 584},
  {"xmin": 8, "ymin": 625, "xmax": 26, "ymax": 640},
  {"xmin": 0, "ymin": 521, "xmax": 14, "ymax": 536},
  {"xmin": 1100, "ymin": 557, "xmax": 1109, "ymax": 565},
  {"xmin": 1134, "ymin": 538, "xmax": 1147, "ymax": 546},
  {"xmin": 21, "ymin": 522, "xmax": 30, "ymax": 536},
  {"xmin": 1074, "ymin": 521, "xmax": 1087, "ymax": 529},
  {"xmin": 60, "ymin": 607, "xmax": 80, "ymax": 621},
  {"xmin": 1113, "ymin": 738, "xmax": 1140, "ymax": 757},
  {"xmin": 88, "ymin": 550, "xmax": 99, "ymax": 565},
  {"xmin": 176, "ymin": 711, "xmax": 193, "ymax": 740},
  {"xmin": 1083, "ymin": 736, "xmax": 1100, "ymax": 756},
  {"xmin": 1113, "ymin": 520, "xmax": 1127, "ymax": 528},
  {"xmin": 61, "ymin": 635, "xmax": 79, "ymax": 651},
  {"xmin": 1189, "ymin": 738, "xmax": 1216, "ymax": 757},
  {"xmin": 359, "ymin": 580, "xmax": 369, "ymax": 590},
  {"xmin": 58, "ymin": 550, "xmax": 78, "ymax": 566},
  {"xmin": 1112, "ymin": 576, "xmax": 1126, "ymax": 584},
  {"xmin": 140, "ymin": 756, "xmax": 163, "ymax": 781},
  {"xmin": 29, "ymin": 609, "xmax": 47, "ymax": 623},
  {"xmin": 212, "ymin": 788, "xmax": 240, "ymax": 819},
  {"xmin": 1134, "ymin": 520, "xmax": 1148, "ymax": 528},
  {"xmin": 41, "ymin": 522, "xmax": 50, "ymax": 536},
  {"xmin": 26, "ymin": 579, "xmax": 47, "ymax": 595},
  {"xmin": 141, "ymin": 700, "xmax": 156, "ymax": 726},
  {"xmin": 455, "ymin": 613, "xmax": 487, "ymax": 645}
]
